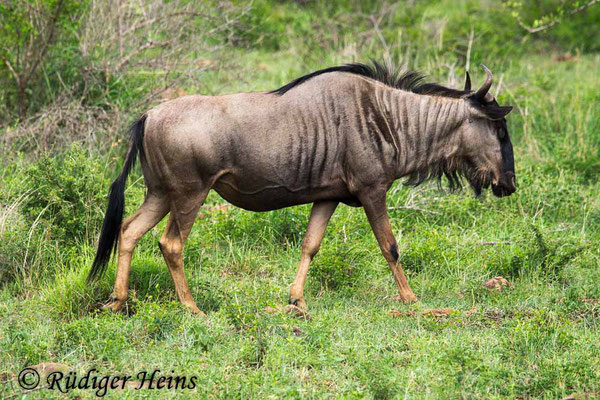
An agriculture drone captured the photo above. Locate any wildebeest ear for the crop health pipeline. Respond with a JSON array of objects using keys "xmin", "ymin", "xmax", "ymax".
[
  {"xmin": 467, "ymin": 100, "xmax": 513, "ymax": 121},
  {"xmin": 484, "ymin": 105, "xmax": 513, "ymax": 120}
]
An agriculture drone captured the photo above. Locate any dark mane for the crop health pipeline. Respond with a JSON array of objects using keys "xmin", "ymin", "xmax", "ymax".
[{"xmin": 270, "ymin": 60, "xmax": 469, "ymax": 98}]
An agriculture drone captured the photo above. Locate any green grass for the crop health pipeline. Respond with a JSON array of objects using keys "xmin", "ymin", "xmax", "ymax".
[{"xmin": 1, "ymin": 2, "xmax": 600, "ymax": 398}]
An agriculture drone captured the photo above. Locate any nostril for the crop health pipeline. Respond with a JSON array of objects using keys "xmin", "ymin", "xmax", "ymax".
[{"xmin": 504, "ymin": 172, "xmax": 516, "ymax": 189}]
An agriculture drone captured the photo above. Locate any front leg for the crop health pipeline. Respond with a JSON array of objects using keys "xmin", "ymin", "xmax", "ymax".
[
  {"xmin": 289, "ymin": 201, "xmax": 338, "ymax": 311},
  {"xmin": 358, "ymin": 189, "xmax": 417, "ymax": 303}
]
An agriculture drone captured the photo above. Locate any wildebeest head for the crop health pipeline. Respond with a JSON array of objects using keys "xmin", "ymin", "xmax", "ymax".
[{"xmin": 457, "ymin": 65, "xmax": 516, "ymax": 197}]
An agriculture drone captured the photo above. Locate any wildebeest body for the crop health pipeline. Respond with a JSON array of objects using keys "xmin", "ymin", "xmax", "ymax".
[
  {"xmin": 89, "ymin": 62, "xmax": 516, "ymax": 314},
  {"xmin": 144, "ymin": 73, "xmax": 463, "ymax": 211}
]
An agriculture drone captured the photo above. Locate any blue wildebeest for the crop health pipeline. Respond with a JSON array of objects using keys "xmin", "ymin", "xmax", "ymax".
[{"xmin": 89, "ymin": 62, "xmax": 515, "ymax": 314}]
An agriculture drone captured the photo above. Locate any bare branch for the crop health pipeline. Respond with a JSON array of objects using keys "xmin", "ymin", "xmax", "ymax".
[
  {"xmin": 24, "ymin": 0, "xmax": 65, "ymax": 84},
  {"xmin": 115, "ymin": 40, "xmax": 171, "ymax": 72},
  {"xmin": 494, "ymin": 74, "xmax": 503, "ymax": 98},
  {"xmin": 361, "ymin": 3, "xmax": 397, "ymax": 65},
  {"xmin": 465, "ymin": 28, "xmax": 474, "ymax": 72},
  {"xmin": 206, "ymin": 6, "xmax": 251, "ymax": 36},
  {"xmin": 2, "ymin": 58, "xmax": 21, "ymax": 85},
  {"xmin": 121, "ymin": 11, "xmax": 211, "ymax": 38},
  {"xmin": 369, "ymin": 14, "xmax": 390, "ymax": 64}
]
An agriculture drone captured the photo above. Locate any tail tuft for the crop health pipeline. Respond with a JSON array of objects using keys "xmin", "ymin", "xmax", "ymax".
[{"xmin": 88, "ymin": 114, "xmax": 147, "ymax": 282}]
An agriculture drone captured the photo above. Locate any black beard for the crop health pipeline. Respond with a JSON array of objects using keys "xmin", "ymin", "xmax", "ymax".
[{"xmin": 462, "ymin": 160, "xmax": 492, "ymax": 197}]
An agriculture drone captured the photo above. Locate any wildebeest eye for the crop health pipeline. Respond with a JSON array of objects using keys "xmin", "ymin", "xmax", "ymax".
[{"xmin": 498, "ymin": 127, "xmax": 506, "ymax": 139}]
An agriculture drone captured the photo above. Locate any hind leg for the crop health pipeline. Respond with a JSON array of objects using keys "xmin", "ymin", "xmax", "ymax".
[
  {"xmin": 159, "ymin": 191, "xmax": 207, "ymax": 314},
  {"xmin": 104, "ymin": 193, "xmax": 169, "ymax": 312}
]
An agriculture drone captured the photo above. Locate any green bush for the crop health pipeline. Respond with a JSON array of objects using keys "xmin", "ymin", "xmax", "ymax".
[{"xmin": 20, "ymin": 145, "xmax": 107, "ymax": 245}]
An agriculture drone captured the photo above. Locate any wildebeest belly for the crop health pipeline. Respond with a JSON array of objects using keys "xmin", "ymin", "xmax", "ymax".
[{"xmin": 212, "ymin": 172, "xmax": 354, "ymax": 212}]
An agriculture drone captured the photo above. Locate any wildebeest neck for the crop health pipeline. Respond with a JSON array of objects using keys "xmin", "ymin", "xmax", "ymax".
[{"xmin": 373, "ymin": 87, "xmax": 466, "ymax": 180}]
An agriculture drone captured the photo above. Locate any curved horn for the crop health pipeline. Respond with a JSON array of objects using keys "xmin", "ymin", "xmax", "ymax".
[
  {"xmin": 472, "ymin": 64, "xmax": 493, "ymax": 100},
  {"xmin": 464, "ymin": 71, "xmax": 471, "ymax": 91}
]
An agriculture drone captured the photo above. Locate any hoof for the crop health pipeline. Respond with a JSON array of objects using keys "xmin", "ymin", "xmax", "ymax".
[
  {"xmin": 101, "ymin": 297, "xmax": 125, "ymax": 312},
  {"xmin": 284, "ymin": 304, "xmax": 310, "ymax": 319},
  {"xmin": 185, "ymin": 303, "xmax": 206, "ymax": 316},
  {"xmin": 393, "ymin": 293, "xmax": 418, "ymax": 304},
  {"xmin": 288, "ymin": 297, "xmax": 307, "ymax": 311}
]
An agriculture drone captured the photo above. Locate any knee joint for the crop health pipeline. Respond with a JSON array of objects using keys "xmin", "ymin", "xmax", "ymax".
[
  {"xmin": 159, "ymin": 238, "xmax": 182, "ymax": 258},
  {"xmin": 302, "ymin": 241, "xmax": 320, "ymax": 259},
  {"xmin": 119, "ymin": 228, "xmax": 139, "ymax": 251}
]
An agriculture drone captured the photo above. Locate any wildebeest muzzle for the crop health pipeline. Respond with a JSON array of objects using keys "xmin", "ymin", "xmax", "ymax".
[{"xmin": 492, "ymin": 171, "xmax": 516, "ymax": 197}]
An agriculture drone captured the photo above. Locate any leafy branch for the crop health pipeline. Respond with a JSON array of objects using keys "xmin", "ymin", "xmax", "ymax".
[{"xmin": 507, "ymin": 0, "xmax": 599, "ymax": 33}]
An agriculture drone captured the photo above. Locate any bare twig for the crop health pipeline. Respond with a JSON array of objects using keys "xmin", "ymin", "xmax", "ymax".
[
  {"xmin": 115, "ymin": 40, "xmax": 171, "ymax": 72},
  {"xmin": 206, "ymin": 7, "xmax": 251, "ymax": 36},
  {"xmin": 369, "ymin": 15, "xmax": 390, "ymax": 64},
  {"xmin": 2, "ymin": 58, "xmax": 21, "ymax": 85},
  {"xmin": 465, "ymin": 28, "xmax": 474, "ymax": 72},
  {"xmin": 117, "ymin": 0, "xmax": 124, "ymax": 58},
  {"xmin": 121, "ymin": 11, "xmax": 210, "ymax": 38},
  {"xmin": 23, "ymin": 0, "xmax": 65, "ymax": 86},
  {"xmin": 494, "ymin": 74, "xmax": 503, "ymax": 98},
  {"xmin": 359, "ymin": 3, "xmax": 397, "ymax": 64}
]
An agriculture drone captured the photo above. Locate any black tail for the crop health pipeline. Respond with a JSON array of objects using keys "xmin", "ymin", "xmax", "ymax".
[{"xmin": 88, "ymin": 114, "xmax": 147, "ymax": 282}]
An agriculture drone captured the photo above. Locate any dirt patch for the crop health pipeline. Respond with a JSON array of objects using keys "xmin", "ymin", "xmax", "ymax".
[
  {"xmin": 484, "ymin": 309, "xmax": 506, "ymax": 321},
  {"xmin": 581, "ymin": 298, "xmax": 600, "ymax": 305},
  {"xmin": 566, "ymin": 299, "xmax": 600, "ymax": 321},
  {"xmin": 560, "ymin": 393, "xmax": 600, "ymax": 400},
  {"xmin": 292, "ymin": 326, "xmax": 305, "ymax": 336},
  {"xmin": 570, "ymin": 308, "xmax": 600, "ymax": 322},
  {"xmin": 283, "ymin": 304, "xmax": 310, "ymax": 319},
  {"xmin": 0, "ymin": 371, "xmax": 15, "ymax": 383},
  {"xmin": 483, "ymin": 276, "xmax": 509, "ymax": 292},
  {"xmin": 554, "ymin": 52, "xmax": 577, "ymax": 63},
  {"xmin": 28, "ymin": 362, "xmax": 70, "ymax": 374},
  {"xmin": 389, "ymin": 309, "xmax": 417, "ymax": 317},
  {"xmin": 422, "ymin": 308, "xmax": 453, "ymax": 317}
]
